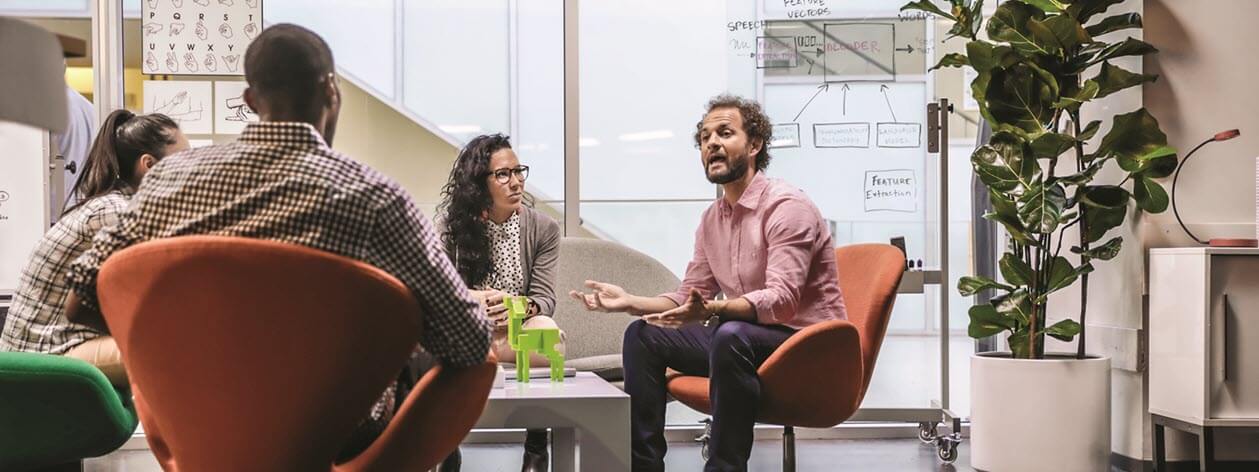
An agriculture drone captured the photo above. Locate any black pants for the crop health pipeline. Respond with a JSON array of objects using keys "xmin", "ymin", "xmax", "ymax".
[{"xmin": 622, "ymin": 319, "xmax": 795, "ymax": 472}]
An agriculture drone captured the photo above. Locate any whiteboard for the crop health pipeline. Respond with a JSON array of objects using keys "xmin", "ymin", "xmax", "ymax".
[
  {"xmin": 0, "ymin": 122, "xmax": 50, "ymax": 292},
  {"xmin": 764, "ymin": 80, "xmax": 927, "ymax": 224}
]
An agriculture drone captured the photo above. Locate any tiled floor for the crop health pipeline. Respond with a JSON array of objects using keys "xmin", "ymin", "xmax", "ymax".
[{"xmin": 86, "ymin": 438, "xmax": 973, "ymax": 471}]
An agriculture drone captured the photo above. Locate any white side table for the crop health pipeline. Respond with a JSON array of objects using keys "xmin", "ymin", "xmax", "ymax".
[{"xmin": 475, "ymin": 372, "xmax": 630, "ymax": 472}]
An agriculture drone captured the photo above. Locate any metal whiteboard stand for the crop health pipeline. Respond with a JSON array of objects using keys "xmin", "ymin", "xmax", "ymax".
[{"xmin": 924, "ymin": 98, "xmax": 963, "ymax": 463}]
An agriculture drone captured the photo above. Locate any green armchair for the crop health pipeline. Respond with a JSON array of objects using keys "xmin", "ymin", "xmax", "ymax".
[{"xmin": 0, "ymin": 351, "xmax": 138, "ymax": 471}]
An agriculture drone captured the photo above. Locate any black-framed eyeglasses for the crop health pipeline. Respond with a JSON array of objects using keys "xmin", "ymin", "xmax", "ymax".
[{"xmin": 489, "ymin": 165, "xmax": 529, "ymax": 184}]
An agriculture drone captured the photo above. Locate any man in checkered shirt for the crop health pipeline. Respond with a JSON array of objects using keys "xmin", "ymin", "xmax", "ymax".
[{"xmin": 63, "ymin": 24, "xmax": 492, "ymax": 458}]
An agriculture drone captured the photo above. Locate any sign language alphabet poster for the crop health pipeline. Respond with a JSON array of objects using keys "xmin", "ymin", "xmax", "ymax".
[{"xmin": 142, "ymin": 0, "xmax": 263, "ymax": 76}]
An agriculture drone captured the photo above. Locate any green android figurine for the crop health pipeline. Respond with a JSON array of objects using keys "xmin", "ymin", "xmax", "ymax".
[{"xmin": 505, "ymin": 296, "xmax": 565, "ymax": 382}]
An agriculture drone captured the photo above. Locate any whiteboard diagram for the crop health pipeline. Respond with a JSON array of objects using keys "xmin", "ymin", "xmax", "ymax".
[
  {"xmin": 144, "ymin": 80, "xmax": 213, "ymax": 134},
  {"xmin": 142, "ymin": 0, "xmax": 262, "ymax": 76},
  {"xmin": 214, "ymin": 81, "xmax": 258, "ymax": 134}
]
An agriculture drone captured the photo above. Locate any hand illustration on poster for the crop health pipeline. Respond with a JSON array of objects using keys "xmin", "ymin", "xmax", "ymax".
[
  {"xmin": 214, "ymin": 81, "xmax": 259, "ymax": 134},
  {"xmin": 142, "ymin": 0, "xmax": 262, "ymax": 76},
  {"xmin": 165, "ymin": 51, "xmax": 179, "ymax": 73},
  {"xmin": 144, "ymin": 81, "xmax": 213, "ymax": 134},
  {"xmin": 183, "ymin": 53, "xmax": 199, "ymax": 73}
]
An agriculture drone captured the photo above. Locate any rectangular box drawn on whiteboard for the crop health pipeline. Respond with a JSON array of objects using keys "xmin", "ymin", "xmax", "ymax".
[
  {"xmin": 813, "ymin": 122, "xmax": 870, "ymax": 148},
  {"xmin": 756, "ymin": 36, "xmax": 798, "ymax": 69},
  {"xmin": 864, "ymin": 169, "xmax": 916, "ymax": 213},
  {"xmin": 770, "ymin": 123, "xmax": 801, "ymax": 148},
  {"xmin": 876, "ymin": 122, "xmax": 921, "ymax": 148}
]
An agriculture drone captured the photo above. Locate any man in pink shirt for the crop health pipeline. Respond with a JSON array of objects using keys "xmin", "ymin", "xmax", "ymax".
[{"xmin": 570, "ymin": 95, "xmax": 847, "ymax": 471}]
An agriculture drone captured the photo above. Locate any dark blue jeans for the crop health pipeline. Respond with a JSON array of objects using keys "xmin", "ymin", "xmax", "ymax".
[{"xmin": 622, "ymin": 319, "xmax": 796, "ymax": 472}]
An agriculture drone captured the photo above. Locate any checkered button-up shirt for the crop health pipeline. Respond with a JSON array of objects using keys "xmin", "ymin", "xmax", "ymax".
[
  {"xmin": 0, "ymin": 191, "xmax": 129, "ymax": 354},
  {"xmin": 66, "ymin": 123, "xmax": 492, "ymax": 418}
]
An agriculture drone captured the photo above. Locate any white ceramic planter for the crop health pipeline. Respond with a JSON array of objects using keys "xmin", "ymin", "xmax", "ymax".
[{"xmin": 970, "ymin": 353, "xmax": 1111, "ymax": 472}]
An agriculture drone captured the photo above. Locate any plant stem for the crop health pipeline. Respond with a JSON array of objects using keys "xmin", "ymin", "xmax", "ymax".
[{"xmin": 1072, "ymin": 114, "xmax": 1091, "ymax": 360}]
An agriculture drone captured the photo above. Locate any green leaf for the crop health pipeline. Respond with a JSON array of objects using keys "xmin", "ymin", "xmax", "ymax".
[
  {"xmin": 969, "ymin": 304, "xmax": 1014, "ymax": 338},
  {"xmin": 986, "ymin": 190, "xmax": 1037, "ymax": 243},
  {"xmin": 1008, "ymin": 330, "xmax": 1032, "ymax": 358},
  {"xmin": 1092, "ymin": 62, "xmax": 1158, "ymax": 99},
  {"xmin": 1091, "ymin": 37, "xmax": 1158, "ymax": 65},
  {"xmin": 1046, "ymin": 319, "xmax": 1082, "ymax": 341},
  {"xmin": 1020, "ymin": 0, "xmax": 1066, "ymax": 13},
  {"xmin": 1018, "ymin": 180, "xmax": 1067, "ymax": 233},
  {"xmin": 1080, "ymin": 185, "xmax": 1131, "ymax": 243},
  {"xmin": 967, "ymin": 41, "xmax": 998, "ymax": 71},
  {"xmin": 972, "ymin": 131, "xmax": 1039, "ymax": 191},
  {"xmin": 995, "ymin": 288, "xmax": 1033, "ymax": 325},
  {"xmin": 959, "ymin": 275, "xmax": 1016, "ymax": 296},
  {"xmin": 1066, "ymin": 0, "xmax": 1126, "ymax": 23},
  {"xmin": 1085, "ymin": 12, "xmax": 1142, "ymax": 37},
  {"xmin": 931, "ymin": 53, "xmax": 970, "ymax": 71},
  {"xmin": 1071, "ymin": 236, "xmax": 1122, "ymax": 260},
  {"xmin": 1054, "ymin": 80, "xmax": 1099, "ymax": 111},
  {"xmin": 999, "ymin": 253, "xmax": 1035, "ymax": 286},
  {"xmin": 988, "ymin": 2, "xmax": 1048, "ymax": 56},
  {"xmin": 1031, "ymin": 132, "xmax": 1077, "ymax": 159},
  {"xmin": 1097, "ymin": 108, "xmax": 1172, "ymax": 166},
  {"xmin": 986, "ymin": 65, "xmax": 1057, "ymax": 135},
  {"xmin": 1043, "ymin": 256, "xmax": 1080, "ymax": 295},
  {"xmin": 1033, "ymin": 14, "xmax": 1092, "ymax": 52},
  {"xmin": 1133, "ymin": 176, "xmax": 1170, "ymax": 213},
  {"xmin": 1057, "ymin": 161, "xmax": 1103, "ymax": 186},
  {"xmin": 900, "ymin": 1, "xmax": 956, "ymax": 19},
  {"xmin": 1078, "ymin": 120, "xmax": 1102, "ymax": 141}
]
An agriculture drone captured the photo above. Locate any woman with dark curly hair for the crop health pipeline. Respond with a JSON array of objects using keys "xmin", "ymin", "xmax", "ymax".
[{"xmin": 437, "ymin": 133, "xmax": 563, "ymax": 472}]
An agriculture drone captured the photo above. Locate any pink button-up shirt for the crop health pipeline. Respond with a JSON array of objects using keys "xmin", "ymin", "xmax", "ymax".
[{"xmin": 662, "ymin": 173, "xmax": 846, "ymax": 329}]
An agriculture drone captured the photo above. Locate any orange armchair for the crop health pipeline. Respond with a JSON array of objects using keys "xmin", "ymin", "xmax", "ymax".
[
  {"xmin": 667, "ymin": 243, "xmax": 904, "ymax": 471},
  {"xmin": 96, "ymin": 236, "xmax": 495, "ymax": 472}
]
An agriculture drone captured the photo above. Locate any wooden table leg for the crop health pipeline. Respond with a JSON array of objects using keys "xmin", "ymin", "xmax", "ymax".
[{"xmin": 1154, "ymin": 419, "xmax": 1167, "ymax": 472}]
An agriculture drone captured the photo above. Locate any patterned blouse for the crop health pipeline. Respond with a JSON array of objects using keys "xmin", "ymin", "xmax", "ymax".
[{"xmin": 480, "ymin": 211, "xmax": 525, "ymax": 296}]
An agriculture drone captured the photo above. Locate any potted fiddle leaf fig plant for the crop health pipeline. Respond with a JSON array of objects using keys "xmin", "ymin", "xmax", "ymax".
[{"xmin": 900, "ymin": 0, "xmax": 1175, "ymax": 470}]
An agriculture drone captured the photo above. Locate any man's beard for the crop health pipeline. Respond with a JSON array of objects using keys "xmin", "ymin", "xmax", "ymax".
[{"xmin": 706, "ymin": 155, "xmax": 750, "ymax": 184}]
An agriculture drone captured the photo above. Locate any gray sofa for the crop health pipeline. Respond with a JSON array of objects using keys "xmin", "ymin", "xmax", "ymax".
[{"xmin": 551, "ymin": 237, "xmax": 680, "ymax": 387}]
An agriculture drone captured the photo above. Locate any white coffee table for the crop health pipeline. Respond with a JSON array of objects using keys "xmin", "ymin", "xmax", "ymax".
[{"xmin": 475, "ymin": 371, "xmax": 630, "ymax": 472}]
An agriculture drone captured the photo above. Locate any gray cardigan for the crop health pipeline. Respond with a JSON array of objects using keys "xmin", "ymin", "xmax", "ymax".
[{"xmin": 439, "ymin": 206, "xmax": 561, "ymax": 317}]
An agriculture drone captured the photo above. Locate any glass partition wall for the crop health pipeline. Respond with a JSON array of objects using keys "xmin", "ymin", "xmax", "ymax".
[{"xmin": 8, "ymin": 0, "xmax": 991, "ymax": 436}]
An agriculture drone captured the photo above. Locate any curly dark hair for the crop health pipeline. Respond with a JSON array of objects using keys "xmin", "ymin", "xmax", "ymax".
[
  {"xmin": 438, "ymin": 133, "xmax": 532, "ymax": 287},
  {"xmin": 693, "ymin": 94, "xmax": 774, "ymax": 172}
]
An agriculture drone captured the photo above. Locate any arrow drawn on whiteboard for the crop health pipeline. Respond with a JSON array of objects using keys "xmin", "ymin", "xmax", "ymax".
[
  {"xmin": 841, "ymin": 83, "xmax": 850, "ymax": 116},
  {"xmin": 881, "ymin": 84, "xmax": 897, "ymax": 121},
  {"xmin": 793, "ymin": 83, "xmax": 829, "ymax": 122}
]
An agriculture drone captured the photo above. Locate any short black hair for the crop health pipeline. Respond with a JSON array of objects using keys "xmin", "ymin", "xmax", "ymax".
[
  {"xmin": 244, "ymin": 24, "xmax": 335, "ymax": 114},
  {"xmin": 694, "ymin": 94, "xmax": 774, "ymax": 172}
]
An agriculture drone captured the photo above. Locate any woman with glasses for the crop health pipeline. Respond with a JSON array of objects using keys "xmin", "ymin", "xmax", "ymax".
[{"xmin": 435, "ymin": 133, "xmax": 563, "ymax": 472}]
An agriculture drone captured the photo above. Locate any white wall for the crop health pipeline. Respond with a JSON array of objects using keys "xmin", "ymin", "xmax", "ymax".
[{"xmin": 1143, "ymin": 0, "xmax": 1259, "ymax": 461}]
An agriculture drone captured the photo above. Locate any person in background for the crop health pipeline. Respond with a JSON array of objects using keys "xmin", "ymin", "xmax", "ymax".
[
  {"xmin": 56, "ymin": 81, "xmax": 97, "ymax": 210},
  {"xmin": 59, "ymin": 24, "xmax": 492, "ymax": 460},
  {"xmin": 0, "ymin": 109, "xmax": 187, "ymax": 386},
  {"xmin": 437, "ymin": 133, "xmax": 564, "ymax": 472},
  {"xmin": 570, "ymin": 95, "xmax": 847, "ymax": 472}
]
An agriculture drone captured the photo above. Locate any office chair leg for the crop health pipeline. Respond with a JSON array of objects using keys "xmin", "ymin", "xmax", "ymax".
[{"xmin": 782, "ymin": 426, "xmax": 796, "ymax": 472}]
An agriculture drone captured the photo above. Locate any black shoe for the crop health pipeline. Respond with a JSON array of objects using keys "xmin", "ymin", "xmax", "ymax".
[
  {"xmin": 438, "ymin": 447, "xmax": 461, "ymax": 472},
  {"xmin": 521, "ymin": 448, "xmax": 548, "ymax": 472}
]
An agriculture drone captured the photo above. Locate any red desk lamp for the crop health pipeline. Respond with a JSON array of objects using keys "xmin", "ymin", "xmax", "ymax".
[{"xmin": 1170, "ymin": 129, "xmax": 1252, "ymax": 247}]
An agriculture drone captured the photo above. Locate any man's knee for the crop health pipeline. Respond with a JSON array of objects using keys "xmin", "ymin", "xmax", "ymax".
[
  {"xmin": 623, "ymin": 318, "xmax": 652, "ymax": 355},
  {"xmin": 711, "ymin": 321, "xmax": 757, "ymax": 358}
]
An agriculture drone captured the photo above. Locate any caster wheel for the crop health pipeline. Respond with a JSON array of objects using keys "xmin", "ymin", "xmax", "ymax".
[
  {"xmin": 937, "ymin": 439, "xmax": 959, "ymax": 463},
  {"xmin": 918, "ymin": 421, "xmax": 939, "ymax": 444}
]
